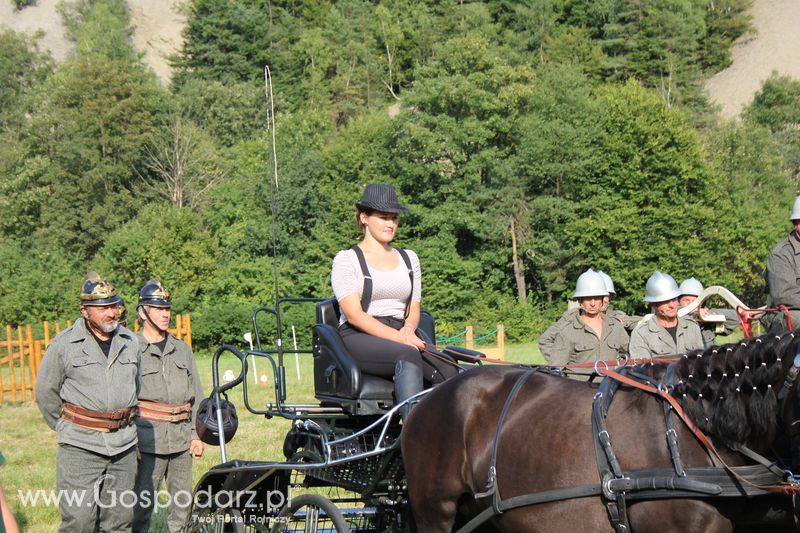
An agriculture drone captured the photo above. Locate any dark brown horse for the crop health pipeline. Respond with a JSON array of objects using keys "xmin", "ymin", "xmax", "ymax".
[{"xmin": 402, "ymin": 333, "xmax": 800, "ymax": 532}]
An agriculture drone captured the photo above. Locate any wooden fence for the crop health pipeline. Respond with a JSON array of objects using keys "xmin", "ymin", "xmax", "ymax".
[
  {"xmin": 0, "ymin": 314, "xmax": 192, "ymax": 403},
  {"xmin": 464, "ymin": 324, "xmax": 505, "ymax": 360}
]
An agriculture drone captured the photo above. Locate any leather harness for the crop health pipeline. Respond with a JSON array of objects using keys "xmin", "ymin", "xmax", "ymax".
[{"xmin": 456, "ymin": 358, "xmax": 800, "ymax": 533}]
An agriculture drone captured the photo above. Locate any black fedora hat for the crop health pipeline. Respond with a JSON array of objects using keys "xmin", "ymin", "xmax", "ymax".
[{"xmin": 355, "ymin": 184, "xmax": 408, "ymax": 213}]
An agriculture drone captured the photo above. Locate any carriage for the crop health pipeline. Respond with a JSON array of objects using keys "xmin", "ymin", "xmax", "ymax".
[
  {"xmin": 185, "ymin": 296, "xmax": 486, "ymax": 532},
  {"xmin": 186, "ymin": 290, "xmax": 800, "ymax": 532}
]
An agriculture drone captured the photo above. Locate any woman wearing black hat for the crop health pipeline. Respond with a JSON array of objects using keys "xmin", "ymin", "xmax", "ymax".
[{"xmin": 331, "ymin": 184, "xmax": 430, "ymax": 414}]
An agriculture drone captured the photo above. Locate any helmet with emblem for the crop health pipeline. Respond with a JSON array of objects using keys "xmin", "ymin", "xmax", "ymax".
[
  {"xmin": 117, "ymin": 300, "xmax": 128, "ymax": 327},
  {"xmin": 80, "ymin": 272, "xmax": 122, "ymax": 307},
  {"xmin": 138, "ymin": 279, "xmax": 172, "ymax": 308}
]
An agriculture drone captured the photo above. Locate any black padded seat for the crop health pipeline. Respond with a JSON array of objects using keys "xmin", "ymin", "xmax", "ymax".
[{"xmin": 312, "ymin": 298, "xmax": 435, "ymax": 416}]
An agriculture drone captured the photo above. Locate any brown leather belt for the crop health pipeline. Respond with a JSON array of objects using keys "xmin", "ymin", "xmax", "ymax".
[
  {"xmin": 137, "ymin": 400, "xmax": 192, "ymax": 423},
  {"xmin": 61, "ymin": 402, "xmax": 135, "ymax": 432}
]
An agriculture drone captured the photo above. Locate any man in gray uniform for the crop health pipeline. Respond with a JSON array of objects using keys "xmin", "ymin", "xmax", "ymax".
[
  {"xmin": 629, "ymin": 271, "xmax": 704, "ymax": 357},
  {"xmin": 764, "ymin": 195, "xmax": 800, "ymax": 333},
  {"xmin": 132, "ymin": 279, "xmax": 204, "ymax": 533},
  {"xmin": 35, "ymin": 272, "xmax": 139, "ymax": 532},
  {"xmin": 539, "ymin": 270, "xmax": 638, "ymax": 355},
  {"xmin": 540, "ymin": 269, "xmax": 630, "ymax": 378}
]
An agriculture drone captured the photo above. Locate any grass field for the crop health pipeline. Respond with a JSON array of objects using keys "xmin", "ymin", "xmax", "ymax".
[{"xmin": 0, "ymin": 340, "xmax": 543, "ymax": 532}]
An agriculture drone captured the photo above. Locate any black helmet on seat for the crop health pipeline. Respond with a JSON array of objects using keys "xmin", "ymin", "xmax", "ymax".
[{"xmin": 196, "ymin": 395, "xmax": 239, "ymax": 445}]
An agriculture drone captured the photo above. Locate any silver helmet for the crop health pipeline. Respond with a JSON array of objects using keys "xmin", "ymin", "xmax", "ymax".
[
  {"xmin": 572, "ymin": 269, "xmax": 609, "ymax": 299},
  {"xmin": 791, "ymin": 195, "xmax": 800, "ymax": 221},
  {"xmin": 597, "ymin": 271, "xmax": 616, "ymax": 296},
  {"xmin": 678, "ymin": 277, "xmax": 704, "ymax": 297},
  {"xmin": 643, "ymin": 271, "xmax": 681, "ymax": 303}
]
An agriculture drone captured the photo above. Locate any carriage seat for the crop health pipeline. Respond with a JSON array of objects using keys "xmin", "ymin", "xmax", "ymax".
[{"xmin": 312, "ymin": 298, "xmax": 435, "ymax": 416}]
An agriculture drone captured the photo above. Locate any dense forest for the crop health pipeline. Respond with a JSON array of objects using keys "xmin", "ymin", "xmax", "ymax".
[{"xmin": 2, "ymin": 0, "xmax": 800, "ymax": 347}]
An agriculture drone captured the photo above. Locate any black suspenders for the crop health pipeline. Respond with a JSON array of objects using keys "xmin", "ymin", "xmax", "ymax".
[{"xmin": 350, "ymin": 246, "xmax": 414, "ymax": 318}]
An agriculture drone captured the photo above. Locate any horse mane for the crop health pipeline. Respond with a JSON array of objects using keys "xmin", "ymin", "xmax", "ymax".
[{"xmin": 669, "ymin": 331, "xmax": 796, "ymax": 451}]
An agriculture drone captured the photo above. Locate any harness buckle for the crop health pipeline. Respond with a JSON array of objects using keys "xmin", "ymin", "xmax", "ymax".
[{"xmin": 594, "ymin": 360, "xmax": 609, "ymax": 376}]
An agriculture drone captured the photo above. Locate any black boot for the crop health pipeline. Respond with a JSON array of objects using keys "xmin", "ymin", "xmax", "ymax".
[{"xmin": 394, "ymin": 360, "xmax": 423, "ymax": 420}]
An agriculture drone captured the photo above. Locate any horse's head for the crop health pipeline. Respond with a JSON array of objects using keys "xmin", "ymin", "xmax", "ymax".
[{"xmin": 671, "ymin": 332, "xmax": 800, "ymax": 453}]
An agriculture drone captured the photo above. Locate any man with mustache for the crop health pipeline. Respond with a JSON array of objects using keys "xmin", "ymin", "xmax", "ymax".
[{"xmin": 35, "ymin": 272, "xmax": 139, "ymax": 532}]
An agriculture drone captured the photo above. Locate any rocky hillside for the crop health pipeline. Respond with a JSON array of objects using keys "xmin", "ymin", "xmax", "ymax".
[
  {"xmin": 0, "ymin": 0, "xmax": 184, "ymax": 83},
  {"xmin": 706, "ymin": 0, "xmax": 800, "ymax": 117}
]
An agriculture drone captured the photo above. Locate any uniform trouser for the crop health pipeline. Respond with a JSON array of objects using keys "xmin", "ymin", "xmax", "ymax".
[
  {"xmin": 132, "ymin": 450, "xmax": 193, "ymax": 533},
  {"xmin": 56, "ymin": 443, "xmax": 137, "ymax": 533},
  {"xmin": 339, "ymin": 317, "xmax": 458, "ymax": 384}
]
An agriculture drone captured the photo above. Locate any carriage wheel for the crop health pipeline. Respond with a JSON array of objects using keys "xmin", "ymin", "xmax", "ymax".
[{"xmin": 270, "ymin": 494, "xmax": 349, "ymax": 533}]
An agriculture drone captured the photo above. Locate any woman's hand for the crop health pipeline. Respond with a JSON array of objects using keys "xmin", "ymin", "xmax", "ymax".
[{"xmin": 399, "ymin": 326, "xmax": 426, "ymax": 351}]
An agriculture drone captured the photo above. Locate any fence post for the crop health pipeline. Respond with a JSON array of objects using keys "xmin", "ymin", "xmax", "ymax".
[
  {"xmin": 133, "ymin": 320, "xmax": 139, "ymax": 333},
  {"xmin": 496, "ymin": 324, "xmax": 505, "ymax": 361},
  {"xmin": 7, "ymin": 325, "xmax": 16, "ymax": 403},
  {"xmin": 26, "ymin": 325, "xmax": 36, "ymax": 397},
  {"xmin": 185, "ymin": 313, "xmax": 192, "ymax": 350},
  {"xmin": 54, "ymin": 322, "xmax": 61, "ymax": 335},
  {"xmin": 0, "ymin": 326, "xmax": 6, "ymax": 404},
  {"xmin": 466, "ymin": 326, "xmax": 474, "ymax": 350},
  {"xmin": 16, "ymin": 326, "xmax": 26, "ymax": 402},
  {"xmin": 175, "ymin": 314, "xmax": 183, "ymax": 342},
  {"xmin": 43, "ymin": 320, "xmax": 51, "ymax": 348},
  {"xmin": 33, "ymin": 341, "xmax": 43, "ymax": 400}
]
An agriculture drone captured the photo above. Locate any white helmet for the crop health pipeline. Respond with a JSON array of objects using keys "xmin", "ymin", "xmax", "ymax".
[
  {"xmin": 597, "ymin": 271, "xmax": 616, "ymax": 295},
  {"xmin": 643, "ymin": 271, "xmax": 681, "ymax": 303},
  {"xmin": 791, "ymin": 195, "xmax": 800, "ymax": 221},
  {"xmin": 678, "ymin": 277, "xmax": 704, "ymax": 297},
  {"xmin": 572, "ymin": 269, "xmax": 609, "ymax": 299}
]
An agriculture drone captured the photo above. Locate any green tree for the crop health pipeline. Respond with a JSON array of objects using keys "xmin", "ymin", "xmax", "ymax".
[
  {"xmin": 0, "ymin": 30, "xmax": 52, "ymax": 129},
  {"xmin": 560, "ymin": 81, "xmax": 735, "ymax": 312},
  {"xmin": 5, "ymin": 1, "xmax": 167, "ymax": 258},
  {"xmin": 94, "ymin": 204, "xmax": 220, "ymax": 311},
  {"xmin": 0, "ymin": 239, "xmax": 80, "ymax": 325}
]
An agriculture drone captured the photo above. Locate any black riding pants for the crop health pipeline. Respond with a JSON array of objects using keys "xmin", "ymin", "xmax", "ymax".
[{"xmin": 338, "ymin": 317, "xmax": 458, "ymax": 384}]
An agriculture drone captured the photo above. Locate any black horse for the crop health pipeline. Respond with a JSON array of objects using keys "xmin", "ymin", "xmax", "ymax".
[{"xmin": 402, "ymin": 332, "xmax": 800, "ymax": 532}]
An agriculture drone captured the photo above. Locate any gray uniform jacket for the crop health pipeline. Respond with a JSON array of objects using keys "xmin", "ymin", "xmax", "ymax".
[
  {"xmin": 629, "ymin": 316, "xmax": 703, "ymax": 358},
  {"xmin": 35, "ymin": 319, "xmax": 139, "ymax": 456},
  {"xmin": 765, "ymin": 232, "xmax": 800, "ymax": 330},
  {"xmin": 541, "ymin": 311, "xmax": 630, "ymax": 374},
  {"xmin": 539, "ymin": 307, "xmax": 639, "ymax": 361},
  {"xmin": 135, "ymin": 333, "xmax": 204, "ymax": 455}
]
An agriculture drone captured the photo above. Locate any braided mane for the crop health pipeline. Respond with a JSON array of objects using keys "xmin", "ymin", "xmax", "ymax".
[{"xmin": 670, "ymin": 331, "xmax": 796, "ymax": 451}]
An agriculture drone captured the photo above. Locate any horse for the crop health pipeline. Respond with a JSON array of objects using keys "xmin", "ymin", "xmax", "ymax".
[{"xmin": 401, "ymin": 332, "xmax": 800, "ymax": 532}]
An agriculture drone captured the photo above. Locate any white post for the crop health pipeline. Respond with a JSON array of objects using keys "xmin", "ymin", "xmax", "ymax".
[
  {"xmin": 244, "ymin": 332, "xmax": 257, "ymax": 384},
  {"xmin": 291, "ymin": 325, "xmax": 301, "ymax": 381}
]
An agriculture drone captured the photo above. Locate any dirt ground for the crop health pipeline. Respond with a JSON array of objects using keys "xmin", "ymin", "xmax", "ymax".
[
  {"xmin": 706, "ymin": 0, "xmax": 800, "ymax": 118},
  {"xmin": 0, "ymin": 0, "xmax": 184, "ymax": 84}
]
